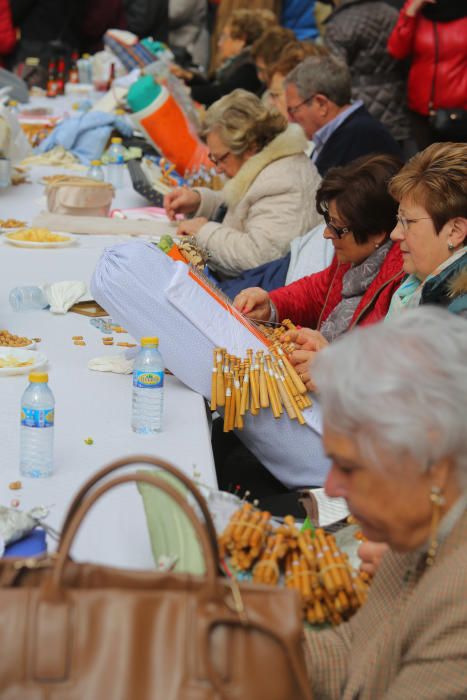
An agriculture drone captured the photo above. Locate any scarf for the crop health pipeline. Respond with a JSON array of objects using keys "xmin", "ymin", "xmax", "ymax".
[
  {"xmin": 422, "ymin": 0, "xmax": 467, "ymax": 23},
  {"xmin": 386, "ymin": 247, "xmax": 467, "ymax": 318},
  {"xmin": 320, "ymin": 239, "xmax": 392, "ymax": 342}
]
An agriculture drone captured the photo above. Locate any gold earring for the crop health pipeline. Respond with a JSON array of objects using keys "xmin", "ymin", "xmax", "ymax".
[
  {"xmin": 426, "ymin": 485, "xmax": 445, "ymax": 567},
  {"xmin": 448, "ymin": 242, "xmax": 455, "ymax": 251}
]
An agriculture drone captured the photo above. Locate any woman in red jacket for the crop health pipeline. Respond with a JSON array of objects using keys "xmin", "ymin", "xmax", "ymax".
[
  {"xmin": 0, "ymin": 0, "xmax": 16, "ymax": 65},
  {"xmin": 387, "ymin": 0, "xmax": 467, "ymax": 148},
  {"xmin": 235, "ymin": 154, "xmax": 404, "ymax": 388}
]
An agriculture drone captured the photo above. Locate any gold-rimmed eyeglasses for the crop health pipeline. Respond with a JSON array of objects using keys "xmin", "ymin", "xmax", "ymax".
[
  {"xmin": 208, "ymin": 150, "xmax": 231, "ymax": 167},
  {"xmin": 396, "ymin": 214, "xmax": 432, "ymax": 232}
]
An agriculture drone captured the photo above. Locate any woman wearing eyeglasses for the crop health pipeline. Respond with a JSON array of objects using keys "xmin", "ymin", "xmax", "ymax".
[
  {"xmin": 163, "ymin": 89, "xmax": 322, "ymax": 278},
  {"xmin": 234, "ymin": 153, "xmax": 405, "ymax": 376}
]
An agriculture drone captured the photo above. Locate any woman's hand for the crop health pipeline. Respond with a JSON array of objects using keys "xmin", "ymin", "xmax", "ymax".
[
  {"xmin": 169, "ymin": 64, "xmax": 193, "ymax": 81},
  {"xmin": 283, "ymin": 329, "xmax": 329, "ymax": 392},
  {"xmin": 358, "ymin": 541, "xmax": 389, "ymax": 577},
  {"xmin": 405, "ymin": 0, "xmax": 436, "ymax": 17},
  {"xmin": 176, "ymin": 217, "xmax": 208, "ymax": 237},
  {"xmin": 233, "ymin": 287, "xmax": 271, "ymax": 321},
  {"xmin": 164, "ymin": 187, "xmax": 201, "ymax": 221}
]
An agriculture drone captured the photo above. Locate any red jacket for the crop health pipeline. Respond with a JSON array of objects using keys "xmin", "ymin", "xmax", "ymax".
[
  {"xmin": 270, "ymin": 242, "xmax": 404, "ymax": 331},
  {"xmin": 387, "ymin": 2, "xmax": 467, "ymax": 116},
  {"xmin": 0, "ymin": 0, "xmax": 16, "ymax": 62}
]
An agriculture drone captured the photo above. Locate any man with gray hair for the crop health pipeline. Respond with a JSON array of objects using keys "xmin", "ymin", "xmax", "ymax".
[{"xmin": 285, "ymin": 55, "xmax": 401, "ymax": 175}]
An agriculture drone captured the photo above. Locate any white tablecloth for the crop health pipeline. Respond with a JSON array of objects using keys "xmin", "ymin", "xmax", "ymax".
[{"xmin": 0, "ymin": 166, "xmax": 216, "ymax": 569}]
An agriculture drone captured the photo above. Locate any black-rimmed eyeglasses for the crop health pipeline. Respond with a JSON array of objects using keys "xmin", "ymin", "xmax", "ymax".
[
  {"xmin": 323, "ymin": 211, "xmax": 352, "ymax": 239},
  {"xmin": 287, "ymin": 94, "xmax": 316, "ymax": 117}
]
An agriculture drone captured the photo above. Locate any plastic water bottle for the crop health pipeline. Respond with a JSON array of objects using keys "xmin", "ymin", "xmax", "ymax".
[
  {"xmin": 105, "ymin": 137, "xmax": 125, "ymax": 189},
  {"xmin": 86, "ymin": 159, "xmax": 104, "ymax": 181},
  {"xmin": 9, "ymin": 286, "xmax": 49, "ymax": 311},
  {"xmin": 20, "ymin": 372, "xmax": 55, "ymax": 477},
  {"xmin": 132, "ymin": 337, "xmax": 164, "ymax": 433}
]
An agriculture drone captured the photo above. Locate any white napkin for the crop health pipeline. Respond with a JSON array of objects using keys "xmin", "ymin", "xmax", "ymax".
[
  {"xmin": 88, "ymin": 354, "xmax": 134, "ymax": 374},
  {"xmin": 43, "ymin": 280, "xmax": 88, "ymax": 314}
]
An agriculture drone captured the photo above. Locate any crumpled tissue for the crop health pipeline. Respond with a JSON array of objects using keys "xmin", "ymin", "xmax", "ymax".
[
  {"xmin": 43, "ymin": 280, "xmax": 88, "ymax": 314},
  {"xmin": 88, "ymin": 354, "xmax": 134, "ymax": 374}
]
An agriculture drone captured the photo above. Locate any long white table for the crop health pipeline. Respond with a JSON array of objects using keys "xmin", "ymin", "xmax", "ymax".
[{"xmin": 0, "ymin": 164, "xmax": 217, "ymax": 569}]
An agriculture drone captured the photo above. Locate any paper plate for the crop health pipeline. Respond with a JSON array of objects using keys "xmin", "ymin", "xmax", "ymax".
[
  {"xmin": 3, "ymin": 231, "xmax": 76, "ymax": 248},
  {"xmin": 0, "ymin": 347, "xmax": 47, "ymax": 376}
]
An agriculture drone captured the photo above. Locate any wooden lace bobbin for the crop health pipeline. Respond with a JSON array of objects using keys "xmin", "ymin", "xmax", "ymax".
[
  {"xmin": 307, "ymin": 598, "xmax": 327, "ymax": 625},
  {"xmin": 249, "ymin": 511, "xmax": 271, "ymax": 555},
  {"xmin": 322, "ymin": 589, "xmax": 343, "ymax": 625},
  {"xmin": 265, "ymin": 355, "xmax": 282, "ymax": 417},
  {"xmin": 315, "ymin": 529, "xmax": 344, "ymax": 593},
  {"xmin": 257, "ymin": 351, "xmax": 270, "ymax": 409},
  {"xmin": 247, "ymin": 350, "xmax": 260, "ymax": 413},
  {"xmin": 219, "ymin": 508, "xmax": 243, "ymax": 557},
  {"xmin": 216, "ymin": 348, "xmax": 225, "ymax": 407},
  {"xmin": 239, "ymin": 362, "xmax": 250, "ymax": 416},
  {"xmin": 274, "ymin": 355, "xmax": 306, "ymax": 418},
  {"xmin": 297, "ymin": 533, "xmax": 323, "ymax": 597},
  {"xmin": 233, "ymin": 368, "xmax": 243, "ymax": 430},
  {"xmin": 232, "ymin": 503, "xmax": 253, "ymax": 543},
  {"xmin": 272, "ymin": 343, "xmax": 307, "ymax": 395},
  {"xmin": 239, "ymin": 509, "xmax": 263, "ymax": 548},
  {"xmin": 272, "ymin": 359, "xmax": 297, "ymax": 420},
  {"xmin": 210, "ymin": 348, "xmax": 219, "ymax": 411},
  {"xmin": 223, "ymin": 372, "xmax": 233, "ymax": 432},
  {"xmin": 326, "ymin": 535, "xmax": 354, "ymax": 596}
]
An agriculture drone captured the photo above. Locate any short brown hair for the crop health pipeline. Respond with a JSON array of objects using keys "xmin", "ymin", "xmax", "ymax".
[
  {"xmin": 388, "ymin": 142, "xmax": 467, "ymax": 233},
  {"xmin": 228, "ymin": 10, "xmax": 267, "ymax": 46},
  {"xmin": 272, "ymin": 41, "xmax": 329, "ymax": 79},
  {"xmin": 251, "ymin": 27, "xmax": 296, "ymax": 64},
  {"xmin": 316, "ymin": 154, "xmax": 403, "ymax": 244}
]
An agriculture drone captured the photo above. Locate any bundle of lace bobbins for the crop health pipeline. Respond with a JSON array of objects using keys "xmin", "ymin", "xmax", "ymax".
[
  {"xmin": 219, "ymin": 505, "xmax": 370, "ymax": 626},
  {"xmin": 210, "ymin": 323, "xmax": 312, "ymax": 432}
]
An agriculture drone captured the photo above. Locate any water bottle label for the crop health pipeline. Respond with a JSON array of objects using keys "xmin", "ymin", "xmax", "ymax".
[
  {"xmin": 21, "ymin": 408, "xmax": 54, "ymax": 428},
  {"xmin": 133, "ymin": 370, "xmax": 164, "ymax": 389}
]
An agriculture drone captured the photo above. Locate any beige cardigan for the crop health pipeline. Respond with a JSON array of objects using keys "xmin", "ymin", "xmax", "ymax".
[
  {"xmin": 305, "ymin": 508, "xmax": 467, "ymax": 699},
  {"xmin": 194, "ymin": 124, "xmax": 322, "ymax": 277}
]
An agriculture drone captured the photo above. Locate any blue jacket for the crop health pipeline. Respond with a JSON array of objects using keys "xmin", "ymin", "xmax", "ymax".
[{"xmin": 281, "ymin": 0, "xmax": 318, "ymax": 40}]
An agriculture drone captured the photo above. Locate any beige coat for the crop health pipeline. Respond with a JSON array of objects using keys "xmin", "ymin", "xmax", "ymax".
[
  {"xmin": 195, "ymin": 124, "xmax": 322, "ymax": 278},
  {"xmin": 304, "ymin": 507, "xmax": 467, "ymax": 699}
]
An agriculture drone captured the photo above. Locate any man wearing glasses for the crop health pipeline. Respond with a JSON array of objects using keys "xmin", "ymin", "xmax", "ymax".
[{"xmin": 285, "ymin": 55, "xmax": 401, "ymax": 175}]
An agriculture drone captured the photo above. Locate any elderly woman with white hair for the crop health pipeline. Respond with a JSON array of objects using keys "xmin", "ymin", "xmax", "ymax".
[{"xmin": 305, "ymin": 306, "xmax": 467, "ymax": 699}]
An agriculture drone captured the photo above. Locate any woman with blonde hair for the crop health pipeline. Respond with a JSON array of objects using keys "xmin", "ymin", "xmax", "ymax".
[{"xmin": 164, "ymin": 88, "xmax": 322, "ymax": 278}]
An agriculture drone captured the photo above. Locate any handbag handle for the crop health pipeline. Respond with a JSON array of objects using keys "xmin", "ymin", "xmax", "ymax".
[
  {"xmin": 59, "ymin": 455, "xmax": 219, "ymax": 557},
  {"xmin": 50, "ymin": 470, "xmax": 220, "ymax": 593}
]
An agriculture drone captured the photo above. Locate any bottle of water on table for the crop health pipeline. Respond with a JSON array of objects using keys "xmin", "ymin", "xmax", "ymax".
[
  {"xmin": 9, "ymin": 286, "xmax": 48, "ymax": 311},
  {"xmin": 105, "ymin": 137, "xmax": 125, "ymax": 189},
  {"xmin": 20, "ymin": 372, "xmax": 55, "ymax": 477},
  {"xmin": 86, "ymin": 159, "xmax": 105, "ymax": 182},
  {"xmin": 132, "ymin": 337, "xmax": 164, "ymax": 433}
]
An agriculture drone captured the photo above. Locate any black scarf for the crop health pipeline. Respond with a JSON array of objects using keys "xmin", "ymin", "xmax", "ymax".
[{"xmin": 422, "ymin": 0, "xmax": 467, "ymax": 23}]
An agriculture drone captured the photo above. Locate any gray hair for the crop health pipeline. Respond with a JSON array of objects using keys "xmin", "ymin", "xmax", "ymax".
[
  {"xmin": 313, "ymin": 307, "xmax": 467, "ymax": 486},
  {"xmin": 284, "ymin": 55, "xmax": 351, "ymax": 106}
]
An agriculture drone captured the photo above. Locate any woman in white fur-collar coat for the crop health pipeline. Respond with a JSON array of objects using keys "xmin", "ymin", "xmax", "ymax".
[{"xmin": 164, "ymin": 89, "xmax": 322, "ymax": 278}]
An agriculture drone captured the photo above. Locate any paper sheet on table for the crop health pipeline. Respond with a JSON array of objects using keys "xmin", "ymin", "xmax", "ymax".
[{"xmin": 32, "ymin": 212, "xmax": 178, "ymax": 237}]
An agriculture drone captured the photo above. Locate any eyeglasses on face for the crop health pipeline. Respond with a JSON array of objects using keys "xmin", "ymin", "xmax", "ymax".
[
  {"xmin": 208, "ymin": 150, "xmax": 231, "ymax": 167},
  {"xmin": 286, "ymin": 94, "xmax": 315, "ymax": 117},
  {"xmin": 396, "ymin": 213, "xmax": 432, "ymax": 232},
  {"xmin": 323, "ymin": 210, "xmax": 352, "ymax": 239}
]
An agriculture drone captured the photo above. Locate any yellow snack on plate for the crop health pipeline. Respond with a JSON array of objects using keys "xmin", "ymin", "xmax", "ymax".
[
  {"xmin": 7, "ymin": 228, "xmax": 69, "ymax": 243},
  {"xmin": 0, "ymin": 355, "xmax": 34, "ymax": 369}
]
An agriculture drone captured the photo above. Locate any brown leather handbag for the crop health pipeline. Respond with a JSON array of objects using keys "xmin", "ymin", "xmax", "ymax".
[{"xmin": 0, "ymin": 456, "xmax": 313, "ymax": 700}]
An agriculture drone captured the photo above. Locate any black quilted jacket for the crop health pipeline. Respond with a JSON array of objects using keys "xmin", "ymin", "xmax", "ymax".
[{"xmin": 325, "ymin": 0, "xmax": 410, "ymax": 141}]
